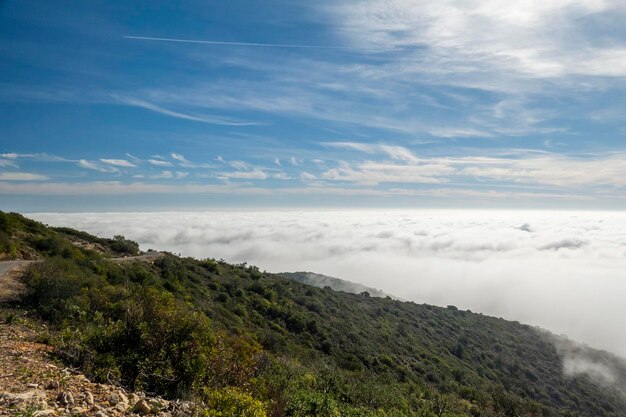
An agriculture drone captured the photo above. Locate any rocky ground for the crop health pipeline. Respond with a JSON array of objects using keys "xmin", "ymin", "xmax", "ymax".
[{"xmin": 0, "ymin": 311, "xmax": 198, "ymax": 417}]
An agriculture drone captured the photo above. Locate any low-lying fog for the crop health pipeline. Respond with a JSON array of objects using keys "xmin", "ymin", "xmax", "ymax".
[{"xmin": 30, "ymin": 210, "xmax": 626, "ymax": 358}]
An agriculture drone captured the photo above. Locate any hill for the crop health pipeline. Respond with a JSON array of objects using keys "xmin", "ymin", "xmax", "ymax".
[
  {"xmin": 278, "ymin": 271, "xmax": 396, "ymax": 299},
  {"xmin": 1, "ymin": 211, "xmax": 625, "ymax": 417}
]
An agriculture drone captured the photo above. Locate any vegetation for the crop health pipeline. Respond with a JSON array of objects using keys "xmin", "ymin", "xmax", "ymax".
[{"xmin": 1, "ymin": 211, "xmax": 625, "ymax": 417}]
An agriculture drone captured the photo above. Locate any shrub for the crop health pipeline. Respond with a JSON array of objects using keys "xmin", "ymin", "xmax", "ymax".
[{"xmin": 202, "ymin": 387, "xmax": 266, "ymax": 417}]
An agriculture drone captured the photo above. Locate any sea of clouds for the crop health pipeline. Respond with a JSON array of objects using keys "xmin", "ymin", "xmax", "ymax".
[{"xmin": 29, "ymin": 210, "xmax": 626, "ymax": 358}]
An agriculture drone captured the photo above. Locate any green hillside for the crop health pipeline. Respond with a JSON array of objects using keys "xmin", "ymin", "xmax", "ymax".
[
  {"xmin": 1, "ymin": 211, "xmax": 625, "ymax": 417},
  {"xmin": 278, "ymin": 271, "xmax": 395, "ymax": 299}
]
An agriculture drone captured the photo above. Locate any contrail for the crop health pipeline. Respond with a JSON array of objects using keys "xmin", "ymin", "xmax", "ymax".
[{"xmin": 124, "ymin": 35, "xmax": 353, "ymax": 50}]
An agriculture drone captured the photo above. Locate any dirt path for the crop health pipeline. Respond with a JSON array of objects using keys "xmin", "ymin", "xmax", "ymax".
[{"xmin": 0, "ymin": 260, "xmax": 37, "ymax": 303}]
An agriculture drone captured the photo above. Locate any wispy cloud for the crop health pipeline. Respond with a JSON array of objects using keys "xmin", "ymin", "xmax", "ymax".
[
  {"xmin": 124, "ymin": 35, "xmax": 354, "ymax": 50},
  {"xmin": 0, "ymin": 159, "xmax": 18, "ymax": 168},
  {"xmin": 0, "ymin": 172, "xmax": 49, "ymax": 181},
  {"xmin": 325, "ymin": 142, "xmax": 419, "ymax": 162},
  {"xmin": 171, "ymin": 153, "xmax": 213, "ymax": 169},
  {"xmin": 116, "ymin": 96, "xmax": 261, "ymax": 126},
  {"xmin": 78, "ymin": 159, "xmax": 118, "ymax": 173},
  {"xmin": 219, "ymin": 169, "xmax": 268, "ymax": 180},
  {"xmin": 100, "ymin": 158, "xmax": 137, "ymax": 168},
  {"xmin": 148, "ymin": 159, "xmax": 173, "ymax": 167}
]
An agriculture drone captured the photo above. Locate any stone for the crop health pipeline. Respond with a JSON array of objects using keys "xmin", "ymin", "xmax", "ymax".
[
  {"xmin": 84, "ymin": 391, "xmax": 94, "ymax": 405},
  {"xmin": 117, "ymin": 391, "xmax": 129, "ymax": 404},
  {"xmin": 34, "ymin": 410, "xmax": 57, "ymax": 416},
  {"xmin": 70, "ymin": 406, "xmax": 87, "ymax": 416},
  {"xmin": 45, "ymin": 380, "xmax": 60, "ymax": 390},
  {"xmin": 114, "ymin": 401, "xmax": 129, "ymax": 413},
  {"xmin": 134, "ymin": 399, "xmax": 152, "ymax": 414},
  {"xmin": 106, "ymin": 392, "xmax": 121, "ymax": 405},
  {"xmin": 59, "ymin": 391, "xmax": 74, "ymax": 406},
  {"xmin": 1, "ymin": 389, "xmax": 48, "ymax": 407},
  {"xmin": 129, "ymin": 393, "xmax": 140, "ymax": 406},
  {"xmin": 94, "ymin": 412, "xmax": 108, "ymax": 417}
]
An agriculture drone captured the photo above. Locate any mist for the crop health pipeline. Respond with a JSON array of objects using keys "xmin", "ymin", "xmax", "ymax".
[{"xmin": 29, "ymin": 210, "xmax": 626, "ymax": 358}]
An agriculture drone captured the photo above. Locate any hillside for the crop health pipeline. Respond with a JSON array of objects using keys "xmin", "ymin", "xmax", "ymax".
[
  {"xmin": 1, "ymin": 211, "xmax": 625, "ymax": 417},
  {"xmin": 278, "ymin": 271, "xmax": 395, "ymax": 299}
]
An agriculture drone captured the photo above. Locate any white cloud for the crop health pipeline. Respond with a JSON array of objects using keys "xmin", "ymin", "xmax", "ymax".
[
  {"xmin": 116, "ymin": 96, "xmax": 260, "ymax": 126},
  {"xmin": 29, "ymin": 210, "xmax": 626, "ymax": 358},
  {"xmin": 0, "ymin": 159, "xmax": 18, "ymax": 168},
  {"xmin": 325, "ymin": 142, "xmax": 419, "ymax": 162},
  {"xmin": 77, "ymin": 159, "xmax": 118, "ymax": 173},
  {"xmin": 273, "ymin": 172, "xmax": 291, "ymax": 180},
  {"xmin": 230, "ymin": 160, "xmax": 251, "ymax": 170},
  {"xmin": 300, "ymin": 172, "xmax": 317, "ymax": 181},
  {"xmin": 100, "ymin": 158, "xmax": 137, "ymax": 168},
  {"xmin": 320, "ymin": 144, "xmax": 626, "ymax": 188},
  {"xmin": 328, "ymin": 0, "xmax": 626, "ymax": 79},
  {"xmin": 219, "ymin": 169, "xmax": 268, "ymax": 180},
  {"xmin": 0, "ymin": 172, "xmax": 49, "ymax": 181},
  {"xmin": 321, "ymin": 161, "xmax": 451, "ymax": 185},
  {"xmin": 171, "ymin": 153, "xmax": 213, "ymax": 169},
  {"xmin": 148, "ymin": 159, "xmax": 173, "ymax": 167}
]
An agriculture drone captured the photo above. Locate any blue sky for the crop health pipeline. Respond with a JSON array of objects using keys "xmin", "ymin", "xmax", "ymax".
[{"xmin": 2, "ymin": 0, "xmax": 626, "ymax": 211}]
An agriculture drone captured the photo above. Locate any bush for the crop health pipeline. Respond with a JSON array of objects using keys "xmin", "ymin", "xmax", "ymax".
[{"xmin": 202, "ymin": 387, "xmax": 267, "ymax": 417}]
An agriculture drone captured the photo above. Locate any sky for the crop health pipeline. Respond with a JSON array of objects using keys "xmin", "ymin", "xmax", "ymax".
[
  {"xmin": 2, "ymin": 0, "xmax": 626, "ymax": 210},
  {"xmin": 31, "ymin": 210, "xmax": 626, "ymax": 358}
]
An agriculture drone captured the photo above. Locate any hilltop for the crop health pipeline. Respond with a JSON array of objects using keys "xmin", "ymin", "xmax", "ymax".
[{"xmin": 1, "ymin": 211, "xmax": 625, "ymax": 417}]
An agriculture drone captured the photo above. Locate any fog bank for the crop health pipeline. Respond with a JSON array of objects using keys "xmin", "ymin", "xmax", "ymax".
[{"xmin": 30, "ymin": 210, "xmax": 626, "ymax": 357}]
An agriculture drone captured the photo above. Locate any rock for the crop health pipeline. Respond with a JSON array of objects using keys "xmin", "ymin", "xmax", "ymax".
[
  {"xmin": 129, "ymin": 393, "xmax": 140, "ymax": 406},
  {"xmin": 83, "ymin": 391, "xmax": 94, "ymax": 405},
  {"xmin": 148, "ymin": 397, "xmax": 169, "ymax": 411},
  {"xmin": 106, "ymin": 392, "xmax": 121, "ymax": 405},
  {"xmin": 75, "ymin": 374, "xmax": 89, "ymax": 383},
  {"xmin": 45, "ymin": 380, "xmax": 60, "ymax": 390},
  {"xmin": 94, "ymin": 412, "xmax": 108, "ymax": 417},
  {"xmin": 114, "ymin": 401, "xmax": 129, "ymax": 413},
  {"xmin": 1, "ymin": 389, "xmax": 48, "ymax": 407},
  {"xmin": 117, "ymin": 391, "xmax": 129, "ymax": 404},
  {"xmin": 34, "ymin": 410, "xmax": 57, "ymax": 416},
  {"xmin": 70, "ymin": 406, "xmax": 87, "ymax": 416},
  {"xmin": 27, "ymin": 383, "xmax": 39, "ymax": 388},
  {"xmin": 134, "ymin": 399, "xmax": 152, "ymax": 414},
  {"xmin": 59, "ymin": 391, "xmax": 74, "ymax": 406}
]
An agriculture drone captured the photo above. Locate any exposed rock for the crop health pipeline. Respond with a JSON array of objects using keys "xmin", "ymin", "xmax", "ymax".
[
  {"xmin": 70, "ymin": 406, "xmax": 87, "ymax": 415},
  {"xmin": 106, "ymin": 392, "xmax": 121, "ymax": 405},
  {"xmin": 34, "ymin": 409, "xmax": 57, "ymax": 416},
  {"xmin": 117, "ymin": 390, "xmax": 129, "ymax": 405},
  {"xmin": 129, "ymin": 392, "xmax": 141, "ymax": 406},
  {"xmin": 59, "ymin": 391, "xmax": 74, "ymax": 406},
  {"xmin": 134, "ymin": 399, "xmax": 152, "ymax": 414},
  {"xmin": 84, "ymin": 391, "xmax": 94, "ymax": 405},
  {"xmin": 1, "ymin": 389, "xmax": 48, "ymax": 407},
  {"xmin": 114, "ymin": 401, "xmax": 129, "ymax": 413},
  {"xmin": 44, "ymin": 380, "xmax": 60, "ymax": 390}
]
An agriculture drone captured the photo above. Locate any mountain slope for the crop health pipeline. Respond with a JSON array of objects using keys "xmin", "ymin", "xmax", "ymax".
[
  {"xmin": 278, "ymin": 271, "xmax": 396, "ymax": 299},
  {"xmin": 1, "ymin": 211, "xmax": 625, "ymax": 417}
]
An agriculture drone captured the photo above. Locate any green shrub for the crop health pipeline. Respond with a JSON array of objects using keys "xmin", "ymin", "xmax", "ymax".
[{"xmin": 202, "ymin": 387, "xmax": 266, "ymax": 417}]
